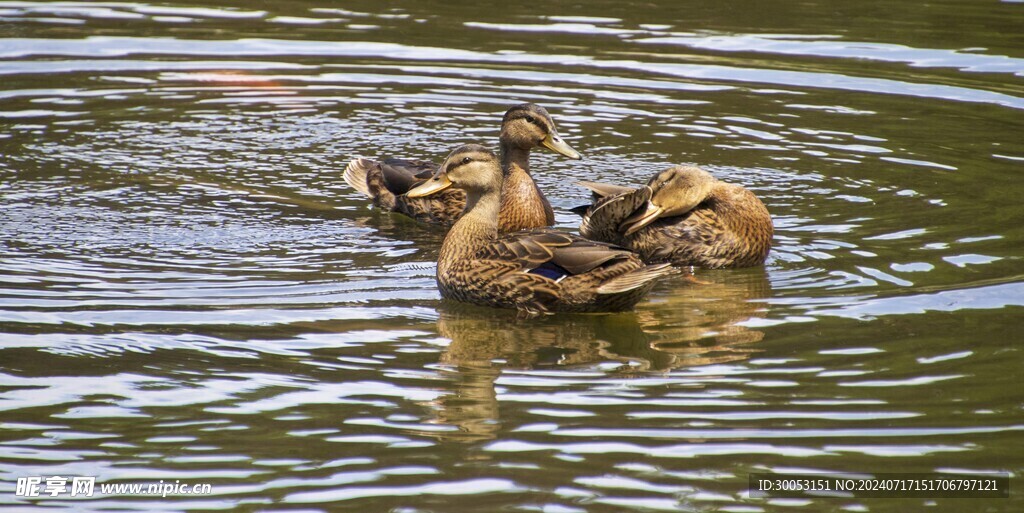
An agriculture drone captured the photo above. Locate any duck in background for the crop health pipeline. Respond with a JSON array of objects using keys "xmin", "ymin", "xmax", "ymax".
[
  {"xmin": 573, "ymin": 165, "xmax": 773, "ymax": 269},
  {"xmin": 406, "ymin": 144, "xmax": 674, "ymax": 315},
  {"xmin": 343, "ymin": 103, "xmax": 580, "ymax": 232}
]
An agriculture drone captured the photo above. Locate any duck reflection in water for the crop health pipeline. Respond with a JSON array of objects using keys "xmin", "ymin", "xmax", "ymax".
[{"xmin": 421, "ymin": 268, "xmax": 771, "ymax": 442}]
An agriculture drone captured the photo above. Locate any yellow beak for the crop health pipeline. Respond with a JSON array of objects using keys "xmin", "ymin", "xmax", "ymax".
[
  {"xmin": 620, "ymin": 201, "xmax": 664, "ymax": 236},
  {"xmin": 540, "ymin": 133, "xmax": 582, "ymax": 160},
  {"xmin": 406, "ymin": 173, "xmax": 452, "ymax": 198}
]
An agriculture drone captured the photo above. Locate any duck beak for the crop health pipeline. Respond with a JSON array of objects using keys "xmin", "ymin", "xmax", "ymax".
[
  {"xmin": 620, "ymin": 201, "xmax": 664, "ymax": 236},
  {"xmin": 540, "ymin": 132, "xmax": 582, "ymax": 160},
  {"xmin": 406, "ymin": 173, "xmax": 452, "ymax": 198}
]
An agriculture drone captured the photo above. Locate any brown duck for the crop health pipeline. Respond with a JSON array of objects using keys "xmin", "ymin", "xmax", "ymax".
[
  {"xmin": 574, "ymin": 166, "xmax": 773, "ymax": 268},
  {"xmin": 406, "ymin": 144, "xmax": 674, "ymax": 315},
  {"xmin": 343, "ymin": 104, "xmax": 580, "ymax": 232}
]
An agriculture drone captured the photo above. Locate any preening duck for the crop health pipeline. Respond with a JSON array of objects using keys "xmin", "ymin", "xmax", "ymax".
[{"xmin": 574, "ymin": 166, "xmax": 772, "ymax": 269}]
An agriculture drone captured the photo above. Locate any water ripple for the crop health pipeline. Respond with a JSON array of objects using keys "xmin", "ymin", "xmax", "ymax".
[
  {"xmin": 2, "ymin": 37, "xmax": 1020, "ymax": 109},
  {"xmin": 2, "ymin": 3, "xmax": 1023, "ymax": 511}
]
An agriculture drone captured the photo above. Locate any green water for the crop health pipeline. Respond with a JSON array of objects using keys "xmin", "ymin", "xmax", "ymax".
[{"xmin": 1, "ymin": 1, "xmax": 1022, "ymax": 511}]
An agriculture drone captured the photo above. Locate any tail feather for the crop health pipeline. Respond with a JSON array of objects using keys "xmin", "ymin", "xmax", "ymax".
[
  {"xmin": 343, "ymin": 158, "xmax": 375, "ymax": 198},
  {"xmin": 596, "ymin": 263, "xmax": 676, "ymax": 294},
  {"xmin": 576, "ymin": 180, "xmax": 635, "ymax": 199},
  {"xmin": 569, "ymin": 204, "xmax": 591, "ymax": 218}
]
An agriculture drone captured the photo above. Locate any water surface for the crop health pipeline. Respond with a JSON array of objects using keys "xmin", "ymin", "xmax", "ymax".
[{"xmin": 1, "ymin": 1, "xmax": 1023, "ymax": 511}]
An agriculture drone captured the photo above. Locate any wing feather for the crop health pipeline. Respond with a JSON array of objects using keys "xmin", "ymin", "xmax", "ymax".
[
  {"xmin": 343, "ymin": 158, "xmax": 374, "ymax": 197},
  {"xmin": 576, "ymin": 180, "xmax": 636, "ymax": 199},
  {"xmin": 596, "ymin": 263, "xmax": 675, "ymax": 294},
  {"xmin": 579, "ymin": 186, "xmax": 651, "ymax": 244},
  {"xmin": 379, "ymin": 158, "xmax": 438, "ymax": 196},
  {"xmin": 476, "ymin": 229, "xmax": 636, "ymax": 276}
]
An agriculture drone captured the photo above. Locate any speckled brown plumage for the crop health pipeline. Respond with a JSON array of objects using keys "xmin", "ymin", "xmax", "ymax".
[
  {"xmin": 498, "ymin": 159, "xmax": 555, "ymax": 233},
  {"xmin": 348, "ymin": 157, "xmax": 465, "ymax": 226},
  {"xmin": 343, "ymin": 103, "xmax": 579, "ymax": 232},
  {"xmin": 410, "ymin": 145, "xmax": 674, "ymax": 315},
  {"xmin": 577, "ymin": 166, "xmax": 773, "ymax": 269}
]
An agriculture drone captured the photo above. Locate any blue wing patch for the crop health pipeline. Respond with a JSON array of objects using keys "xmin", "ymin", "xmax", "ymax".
[{"xmin": 527, "ymin": 262, "xmax": 571, "ymax": 282}]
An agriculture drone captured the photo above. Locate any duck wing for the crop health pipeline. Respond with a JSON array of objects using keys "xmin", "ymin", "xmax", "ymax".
[
  {"xmin": 445, "ymin": 229, "xmax": 673, "ymax": 314},
  {"xmin": 478, "ymin": 229, "xmax": 635, "ymax": 277},
  {"xmin": 379, "ymin": 158, "xmax": 438, "ymax": 196},
  {"xmin": 576, "ymin": 180, "xmax": 636, "ymax": 200},
  {"xmin": 476, "ymin": 230, "xmax": 572, "ymax": 268},
  {"xmin": 578, "ymin": 186, "xmax": 652, "ymax": 245}
]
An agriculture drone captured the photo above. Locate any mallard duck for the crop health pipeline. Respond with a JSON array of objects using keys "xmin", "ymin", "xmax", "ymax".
[
  {"xmin": 343, "ymin": 103, "xmax": 581, "ymax": 232},
  {"xmin": 406, "ymin": 144, "xmax": 675, "ymax": 315},
  {"xmin": 574, "ymin": 166, "xmax": 772, "ymax": 268}
]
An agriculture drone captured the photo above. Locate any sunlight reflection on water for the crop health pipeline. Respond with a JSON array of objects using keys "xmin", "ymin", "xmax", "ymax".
[{"xmin": 1, "ymin": 1, "xmax": 1022, "ymax": 511}]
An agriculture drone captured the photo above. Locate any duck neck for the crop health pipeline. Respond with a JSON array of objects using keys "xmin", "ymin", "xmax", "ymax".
[
  {"xmin": 498, "ymin": 142, "xmax": 553, "ymax": 230},
  {"xmin": 500, "ymin": 143, "xmax": 532, "ymax": 179},
  {"xmin": 438, "ymin": 188, "xmax": 501, "ymax": 276}
]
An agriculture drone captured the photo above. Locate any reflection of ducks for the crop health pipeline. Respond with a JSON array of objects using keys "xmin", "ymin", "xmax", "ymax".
[
  {"xmin": 427, "ymin": 303, "xmax": 648, "ymax": 442},
  {"xmin": 437, "ymin": 303, "xmax": 632, "ymax": 369},
  {"xmin": 435, "ymin": 268, "xmax": 771, "ymax": 371},
  {"xmin": 424, "ymin": 273, "xmax": 771, "ymax": 441},
  {"xmin": 636, "ymin": 267, "xmax": 772, "ymax": 361},
  {"xmin": 343, "ymin": 103, "xmax": 580, "ymax": 232},
  {"xmin": 575, "ymin": 166, "xmax": 773, "ymax": 268},
  {"xmin": 406, "ymin": 145, "xmax": 674, "ymax": 315},
  {"xmin": 427, "ymin": 360, "xmax": 502, "ymax": 443}
]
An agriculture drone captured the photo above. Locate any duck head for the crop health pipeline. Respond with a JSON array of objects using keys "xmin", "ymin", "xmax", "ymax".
[
  {"xmin": 620, "ymin": 166, "xmax": 717, "ymax": 235},
  {"xmin": 407, "ymin": 144, "xmax": 502, "ymax": 198},
  {"xmin": 500, "ymin": 103, "xmax": 581, "ymax": 160}
]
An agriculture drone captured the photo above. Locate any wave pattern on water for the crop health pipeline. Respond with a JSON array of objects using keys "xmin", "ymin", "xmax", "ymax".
[{"xmin": 1, "ymin": 1, "xmax": 1023, "ymax": 511}]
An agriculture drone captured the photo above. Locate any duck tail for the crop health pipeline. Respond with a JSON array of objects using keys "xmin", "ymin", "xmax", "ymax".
[
  {"xmin": 596, "ymin": 262, "xmax": 676, "ymax": 294},
  {"xmin": 569, "ymin": 204, "xmax": 591, "ymax": 218},
  {"xmin": 343, "ymin": 158, "xmax": 375, "ymax": 197},
  {"xmin": 575, "ymin": 180, "xmax": 635, "ymax": 199}
]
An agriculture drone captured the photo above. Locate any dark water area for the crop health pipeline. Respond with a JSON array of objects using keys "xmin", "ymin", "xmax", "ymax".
[{"xmin": 1, "ymin": 1, "xmax": 1023, "ymax": 511}]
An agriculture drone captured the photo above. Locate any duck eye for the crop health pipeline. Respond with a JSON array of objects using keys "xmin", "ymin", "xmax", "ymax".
[
  {"xmin": 461, "ymin": 157, "xmax": 472, "ymax": 165},
  {"xmin": 525, "ymin": 115, "xmax": 536, "ymax": 124}
]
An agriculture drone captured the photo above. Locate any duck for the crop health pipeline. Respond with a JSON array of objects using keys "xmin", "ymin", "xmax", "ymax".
[
  {"xmin": 573, "ymin": 165, "xmax": 773, "ymax": 269},
  {"xmin": 343, "ymin": 103, "xmax": 581, "ymax": 232},
  {"xmin": 406, "ymin": 144, "xmax": 675, "ymax": 315}
]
